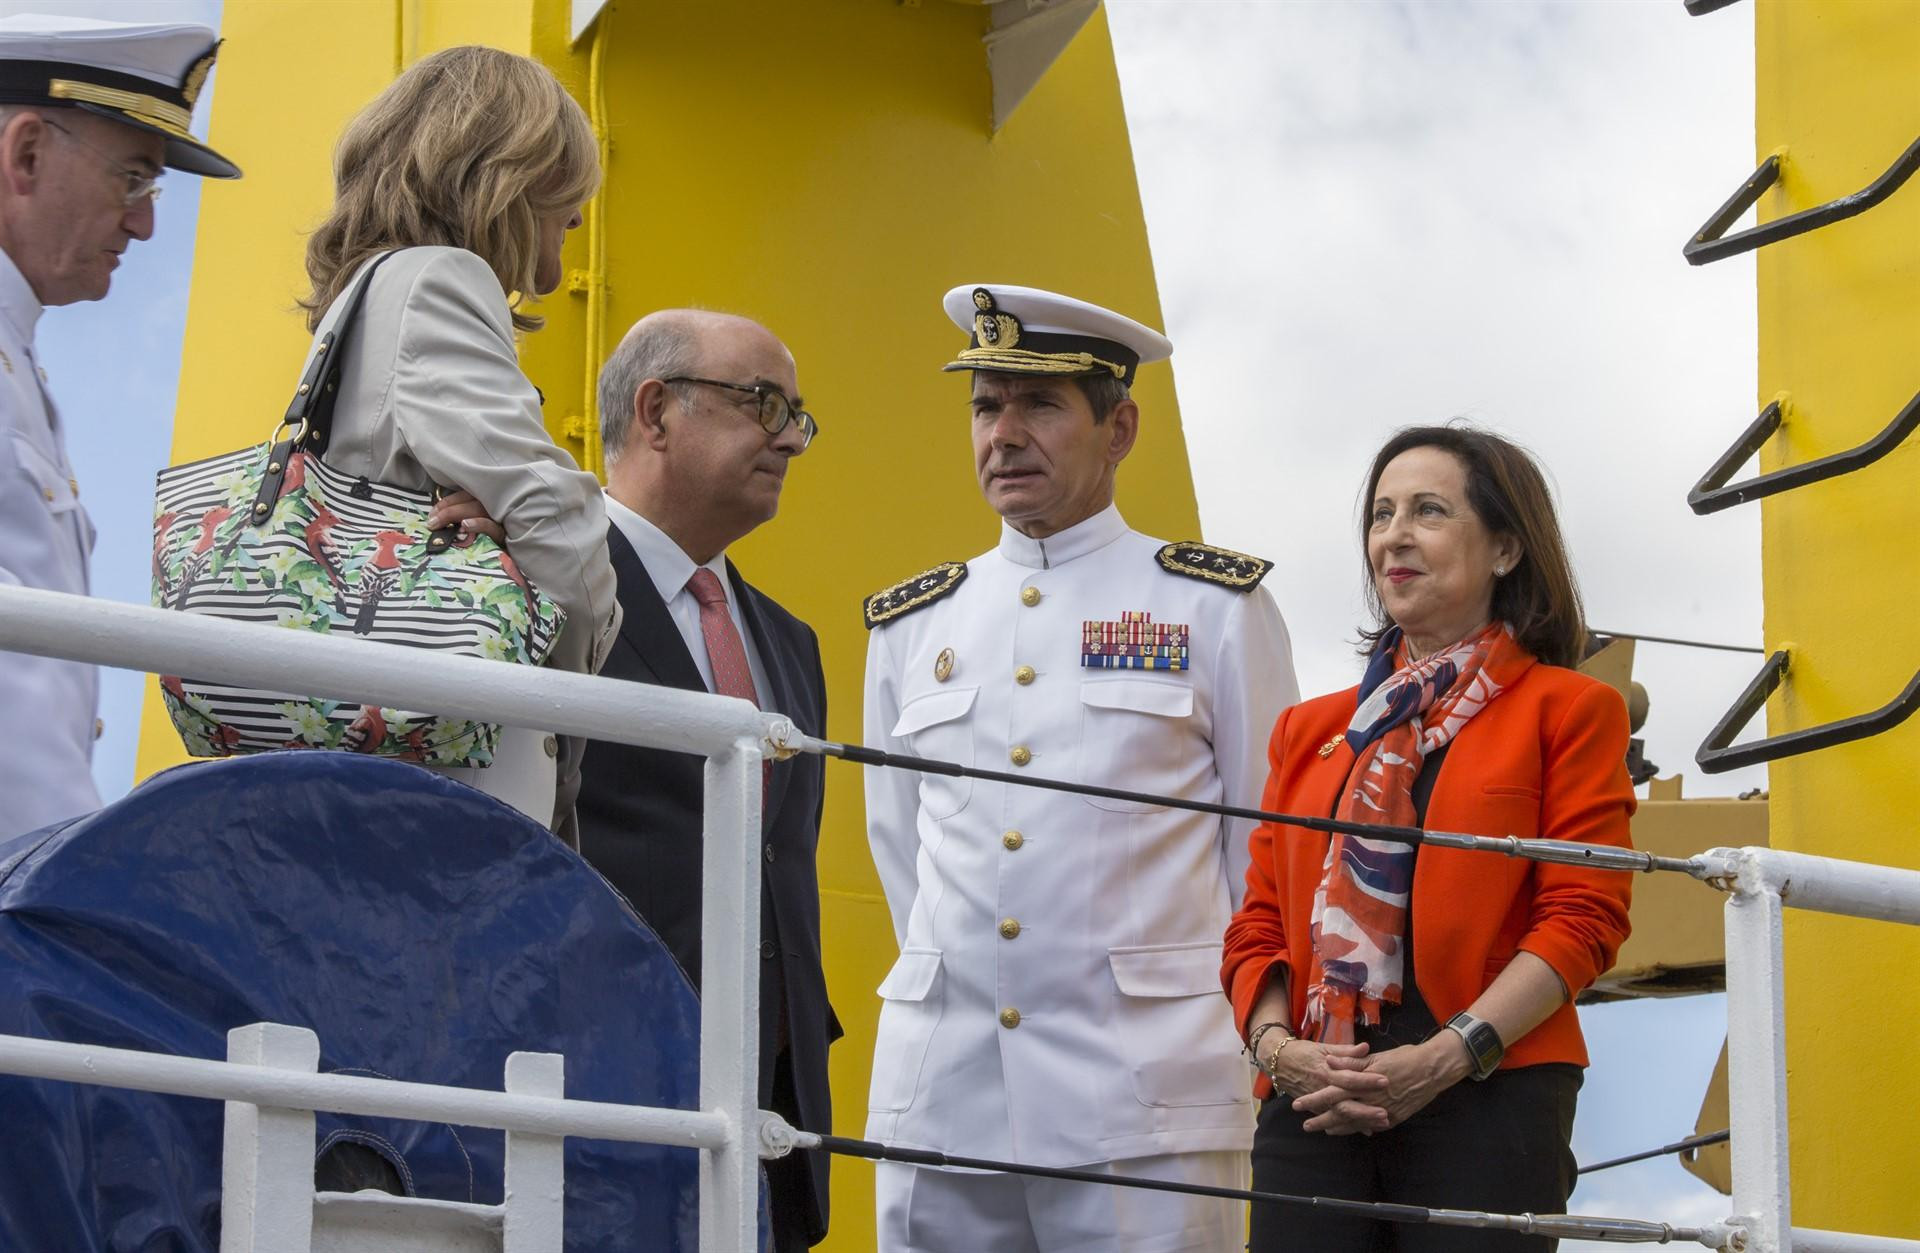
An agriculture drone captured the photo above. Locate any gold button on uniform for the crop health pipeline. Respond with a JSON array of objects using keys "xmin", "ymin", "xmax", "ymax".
[
  {"xmin": 1000, "ymin": 1008, "xmax": 1022, "ymax": 1029},
  {"xmin": 40, "ymin": 487, "xmax": 53, "ymax": 502},
  {"xmin": 1002, "ymin": 830, "xmax": 1024, "ymax": 851},
  {"xmin": 1014, "ymin": 665, "xmax": 1036, "ymax": 686},
  {"xmin": 1009, "ymin": 745, "xmax": 1031, "ymax": 767},
  {"xmin": 1020, "ymin": 586, "xmax": 1041, "ymax": 607},
  {"xmin": 999, "ymin": 917, "xmax": 1022, "ymax": 940},
  {"xmin": 93, "ymin": 718, "xmax": 105, "ymax": 740}
]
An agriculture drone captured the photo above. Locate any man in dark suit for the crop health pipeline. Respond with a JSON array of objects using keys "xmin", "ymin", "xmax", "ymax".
[{"xmin": 577, "ymin": 309, "xmax": 835, "ymax": 1250}]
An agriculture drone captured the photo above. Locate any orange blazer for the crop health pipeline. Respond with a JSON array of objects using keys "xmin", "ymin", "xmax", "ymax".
[{"xmin": 1222, "ymin": 659, "xmax": 1635, "ymax": 1084}]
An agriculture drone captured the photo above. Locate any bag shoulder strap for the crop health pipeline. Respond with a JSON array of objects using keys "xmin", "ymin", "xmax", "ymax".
[
  {"xmin": 285, "ymin": 249, "xmax": 403, "ymax": 451},
  {"xmin": 246, "ymin": 250, "xmax": 414, "ymax": 529}
]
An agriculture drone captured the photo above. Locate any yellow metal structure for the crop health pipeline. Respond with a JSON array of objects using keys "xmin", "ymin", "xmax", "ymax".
[
  {"xmin": 1752, "ymin": 0, "xmax": 1920, "ymax": 1237},
  {"xmin": 137, "ymin": 2, "xmax": 1197, "ymax": 1244}
]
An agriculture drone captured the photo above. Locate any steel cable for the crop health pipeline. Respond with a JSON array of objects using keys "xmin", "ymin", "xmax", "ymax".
[
  {"xmin": 1578, "ymin": 1129, "xmax": 1730, "ymax": 1176},
  {"xmin": 789, "ymin": 733, "xmax": 1709, "ymax": 879},
  {"xmin": 798, "ymin": 1132, "xmax": 1729, "ymax": 1246}
]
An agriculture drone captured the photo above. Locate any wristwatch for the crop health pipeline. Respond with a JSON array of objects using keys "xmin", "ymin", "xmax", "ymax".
[{"xmin": 1444, "ymin": 1011, "xmax": 1505, "ymax": 1081}]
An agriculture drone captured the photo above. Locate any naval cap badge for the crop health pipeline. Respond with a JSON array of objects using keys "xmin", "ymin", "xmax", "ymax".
[{"xmin": 972, "ymin": 287, "xmax": 1021, "ymax": 351}]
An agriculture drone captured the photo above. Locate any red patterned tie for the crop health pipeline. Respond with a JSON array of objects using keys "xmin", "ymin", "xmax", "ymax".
[
  {"xmin": 688, "ymin": 568, "xmax": 768, "ymax": 787},
  {"xmin": 687, "ymin": 568, "xmax": 760, "ymax": 707}
]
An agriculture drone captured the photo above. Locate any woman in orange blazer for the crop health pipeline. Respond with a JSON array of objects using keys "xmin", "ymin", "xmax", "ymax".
[{"xmin": 1221, "ymin": 425, "xmax": 1634, "ymax": 1252}]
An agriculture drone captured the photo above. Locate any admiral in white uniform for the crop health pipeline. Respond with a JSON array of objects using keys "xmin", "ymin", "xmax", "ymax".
[
  {"xmin": 862, "ymin": 285, "xmax": 1300, "ymax": 1251},
  {"xmin": 0, "ymin": 15, "xmax": 239, "ymax": 837}
]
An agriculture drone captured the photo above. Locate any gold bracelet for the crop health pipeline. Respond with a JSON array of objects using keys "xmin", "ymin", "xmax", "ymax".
[{"xmin": 1245, "ymin": 1021, "xmax": 1295, "ymax": 1078}]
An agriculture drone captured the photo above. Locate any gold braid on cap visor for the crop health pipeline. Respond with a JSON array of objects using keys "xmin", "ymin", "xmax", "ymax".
[
  {"xmin": 944, "ymin": 346, "xmax": 1131, "ymax": 379},
  {"xmin": 48, "ymin": 79, "xmax": 191, "ymax": 137}
]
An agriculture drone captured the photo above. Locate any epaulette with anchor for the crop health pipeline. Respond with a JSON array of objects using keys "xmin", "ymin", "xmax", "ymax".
[
  {"xmin": 863, "ymin": 561, "xmax": 969, "ymax": 629},
  {"xmin": 1155, "ymin": 541, "xmax": 1272, "ymax": 592}
]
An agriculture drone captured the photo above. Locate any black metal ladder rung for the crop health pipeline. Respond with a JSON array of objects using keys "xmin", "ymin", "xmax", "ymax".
[
  {"xmin": 1688, "ymin": 387, "xmax": 1920, "ymax": 514},
  {"xmin": 1696, "ymin": 650, "xmax": 1920, "ymax": 773},
  {"xmin": 1684, "ymin": 135, "xmax": 1920, "ymax": 266}
]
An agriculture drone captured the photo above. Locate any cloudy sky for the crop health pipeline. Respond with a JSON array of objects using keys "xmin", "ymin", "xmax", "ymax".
[
  {"xmin": 36, "ymin": 0, "xmax": 1755, "ymax": 1241},
  {"xmin": 1106, "ymin": 0, "xmax": 1758, "ymax": 1240}
]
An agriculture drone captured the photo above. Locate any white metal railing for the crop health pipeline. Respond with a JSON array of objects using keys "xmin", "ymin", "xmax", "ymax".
[
  {"xmin": 4, "ymin": 584, "xmax": 1920, "ymax": 1251},
  {"xmin": 0, "ymin": 584, "xmax": 788, "ymax": 1253},
  {"xmin": 1695, "ymin": 846, "xmax": 1920, "ymax": 1253}
]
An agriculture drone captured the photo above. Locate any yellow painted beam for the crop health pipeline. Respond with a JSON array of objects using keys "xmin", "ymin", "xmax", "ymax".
[{"xmin": 1755, "ymin": 0, "xmax": 1920, "ymax": 1237}]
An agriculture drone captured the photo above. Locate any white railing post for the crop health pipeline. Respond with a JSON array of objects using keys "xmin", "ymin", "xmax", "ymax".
[
  {"xmin": 221, "ymin": 1022, "xmax": 321, "ymax": 1253},
  {"xmin": 503, "ymin": 1052, "xmax": 565, "ymax": 1252},
  {"xmin": 698, "ymin": 737, "xmax": 765, "ymax": 1253},
  {"xmin": 1725, "ymin": 872, "xmax": 1793, "ymax": 1253}
]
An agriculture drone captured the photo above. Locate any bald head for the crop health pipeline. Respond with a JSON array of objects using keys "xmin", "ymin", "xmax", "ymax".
[
  {"xmin": 597, "ymin": 309, "xmax": 792, "ymax": 463},
  {"xmin": 598, "ymin": 307, "xmax": 806, "ymax": 564}
]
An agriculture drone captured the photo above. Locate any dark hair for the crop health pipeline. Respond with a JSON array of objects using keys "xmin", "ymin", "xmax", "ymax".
[
  {"xmin": 1073, "ymin": 372, "xmax": 1131, "ymax": 425},
  {"xmin": 1357, "ymin": 423, "xmax": 1587, "ymax": 669}
]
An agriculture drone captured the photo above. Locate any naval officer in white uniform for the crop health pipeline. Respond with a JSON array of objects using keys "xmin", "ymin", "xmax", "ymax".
[
  {"xmin": 0, "ymin": 15, "xmax": 240, "ymax": 837},
  {"xmin": 862, "ymin": 284, "xmax": 1301, "ymax": 1250}
]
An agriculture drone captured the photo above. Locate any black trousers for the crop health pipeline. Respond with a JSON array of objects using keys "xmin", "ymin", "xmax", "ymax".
[{"xmin": 1248, "ymin": 1064, "xmax": 1581, "ymax": 1253}]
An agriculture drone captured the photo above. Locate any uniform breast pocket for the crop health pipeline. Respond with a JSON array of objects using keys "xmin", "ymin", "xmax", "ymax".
[
  {"xmin": 1075, "ymin": 678, "xmax": 1194, "ymax": 813},
  {"xmin": 891, "ymin": 686, "xmax": 977, "ymax": 820},
  {"xmin": 10, "ymin": 431, "xmax": 80, "ymax": 518}
]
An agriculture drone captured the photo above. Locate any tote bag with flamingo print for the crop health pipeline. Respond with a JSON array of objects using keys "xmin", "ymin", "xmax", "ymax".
[{"xmin": 149, "ymin": 251, "xmax": 565, "ymax": 766}]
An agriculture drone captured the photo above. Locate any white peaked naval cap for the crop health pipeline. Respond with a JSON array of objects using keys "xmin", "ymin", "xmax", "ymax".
[
  {"xmin": 0, "ymin": 13, "xmax": 239, "ymax": 178},
  {"xmin": 942, "ymin": 283, "xmax": 1172, "ymax": 385}
]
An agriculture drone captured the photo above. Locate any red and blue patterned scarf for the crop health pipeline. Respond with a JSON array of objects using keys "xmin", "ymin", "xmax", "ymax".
[{"xmin": 1302, "ymin": 621, "xmax": 1533, "ymax": 1043}]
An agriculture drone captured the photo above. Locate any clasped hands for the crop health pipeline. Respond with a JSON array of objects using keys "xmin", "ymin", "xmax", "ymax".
[{"xmin": 1257, "ymin": 1030, "xmax": 1473, "ymax": 1136}]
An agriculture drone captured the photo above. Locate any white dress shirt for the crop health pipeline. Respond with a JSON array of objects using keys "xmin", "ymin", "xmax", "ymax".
[
  {"xmin": 604, "ymin": 493, "xmax": 771, "ymax": 702},
  {"xmin": 862, "ymin": 504, "xmax": 1300, "ymax": 1168},
  {"xmin": 0, "ymin": 244, "xmax": 101, "ymax": 837}
]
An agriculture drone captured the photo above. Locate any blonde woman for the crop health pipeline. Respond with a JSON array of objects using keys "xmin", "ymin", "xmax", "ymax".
[{"xmin": 299, "ymin": 46, "xmax": 620, "ymax": 839}]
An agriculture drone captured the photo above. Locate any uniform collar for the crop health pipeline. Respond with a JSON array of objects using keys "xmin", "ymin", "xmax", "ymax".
[
  {"xmin": 0, "ymin": 245, "xmax": 43, "ymax": 343},
  {"xmin": 997, "ymin": 503, "xmax": 1129, "ymax": 570}
]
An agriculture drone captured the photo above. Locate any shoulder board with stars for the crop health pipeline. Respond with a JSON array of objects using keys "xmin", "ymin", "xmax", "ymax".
[
  {"xmin": 863, "ymin": 561, "xmax": 969, "ymax": 629},
  {"xmin": 1155, "ymin": 541, "xmax": 1272, "ymax": 592}
]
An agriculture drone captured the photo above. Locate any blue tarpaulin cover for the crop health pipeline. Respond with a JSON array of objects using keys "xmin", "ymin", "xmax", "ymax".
[{"xmin": 0, "ymin": 752, "xmax": 729, "ymax": 1251}]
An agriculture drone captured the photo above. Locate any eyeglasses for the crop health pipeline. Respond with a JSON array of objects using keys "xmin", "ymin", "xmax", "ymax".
[
  {"xmin": 663, "ymin": 376, "xmax": 819, "ymax": 450},
  {"xmin": 43, "ymin": 117, "xmax": 164, "ymax": 206}
]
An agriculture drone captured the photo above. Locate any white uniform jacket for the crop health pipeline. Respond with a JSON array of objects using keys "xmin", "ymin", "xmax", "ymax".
[
  {"xmin": 0, "ymin": 246, "xmax": 100, "ymax": 837},
  {"xmin": 862, "ymin": 505, "xmax": 1300, "ymax": 1167}
]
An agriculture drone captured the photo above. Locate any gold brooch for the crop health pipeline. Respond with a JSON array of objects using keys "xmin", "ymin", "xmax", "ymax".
[{"xmin": 1317, "ymin": 736, "xmax": 1344, "ymax": 758}]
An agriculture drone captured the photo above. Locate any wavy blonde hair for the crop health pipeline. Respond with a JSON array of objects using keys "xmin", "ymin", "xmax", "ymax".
[{"xmin": 301, "ymin": 45, "xmax": 599, "ymax": 333}]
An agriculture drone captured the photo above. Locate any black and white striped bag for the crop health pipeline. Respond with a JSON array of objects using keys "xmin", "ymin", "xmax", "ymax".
[{"xmin": 150, "ymin": 252, "xmax": 564, "ymax": 766}]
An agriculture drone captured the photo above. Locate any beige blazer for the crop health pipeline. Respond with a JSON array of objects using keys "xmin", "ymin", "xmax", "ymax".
[{"xmin": 305, "ymin": 246, "xmax": 620, "ymax": 833}]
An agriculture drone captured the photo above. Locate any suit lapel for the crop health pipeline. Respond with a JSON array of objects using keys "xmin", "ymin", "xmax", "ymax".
[
  {"xmin": 606, "ymin": 523, "xmax": 706, "ymax": 693},
  {"xmin": 729, "ymin": 560, "xmax": 795, "ymax": 834}
]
